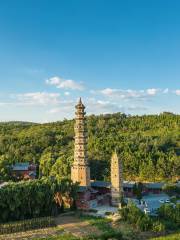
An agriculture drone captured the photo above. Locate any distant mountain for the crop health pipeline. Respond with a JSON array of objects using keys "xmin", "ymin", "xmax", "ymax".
[{"xmin": 0, "ymin": 121, "xmax": 37, "ymax": 125}]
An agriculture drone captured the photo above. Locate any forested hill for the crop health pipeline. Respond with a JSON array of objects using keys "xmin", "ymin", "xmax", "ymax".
[{"xmin": 0, "ymin": 112, "xmax": 179, "ymax": 182}]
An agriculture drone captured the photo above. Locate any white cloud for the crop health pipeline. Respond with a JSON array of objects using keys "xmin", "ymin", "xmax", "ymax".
[
  {"xmin": 64, "ymin": 91, "xmax": 70, "ymax": 96},
  {"xmin": 92, "ymin": 88, "xmax": 162, "ymax": 100},
  {"xmin": 163, "ymin": 88, "xmax": 169, "ymax": 94},
  {"xmin": 99, "ymin": 88, "xmax": 143, "ymax": 99},
  {"xmin": 47, "ymin": 100, "xmax": 75, "ymax": 114},
  {"xmin": 46, "ymin": 76, "xmax": 84, "ymax": 90},
  {"xmin": 48, "ymin": 108, "xmax": 61, "ymax": 114},
  {"xmin": 146, "ymin": 88, "xmax": 159, "ymax": 95},
  {"xmin": 175, "ymin": 89, "xmax": 180, "ymax": 96},
  {"xmin": 16, "ymin": 92, "xmax": 60, "ymax": 105},
  {"xmin": 85, "ymin": 98, "xmax": 147, "ymax": 115}
]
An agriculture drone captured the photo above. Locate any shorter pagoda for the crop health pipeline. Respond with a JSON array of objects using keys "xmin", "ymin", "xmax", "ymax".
[{"xmin": 111, "ymin": 151, "xmax": 124, "ymax": 206}]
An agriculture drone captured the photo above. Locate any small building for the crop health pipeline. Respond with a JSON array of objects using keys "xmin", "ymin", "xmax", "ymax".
[{"xmin": 12, "ymin": 162, "xmax": 37, "ymax": 180}]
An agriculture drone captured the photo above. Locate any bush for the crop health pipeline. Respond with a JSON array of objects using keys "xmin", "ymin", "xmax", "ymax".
[
  {"xmin": 163, "ymin": 220, "xmax": 178, "ymax": 231},
  {"xmin": 126, "ymin": 204, "xmax": 144, "ymax": 224},
  {"xmin": 119, "ymin": 206, "xmax": 129, "ymax": 221},
  {"xmin": 163, "ymin": 184, "xmax": 180, "ymax": 196},
  {"xmin": 158, "ymin": 203, "xmax": 180, "ymax": 228},
  {"xmin": 152, "ymin": 221, "xmax": 166, "ymax": 232},
  {"xmin": 136, "ymin": 215, "xmax": 152, "ymax": 231},
  {"xmin": 120, "ymin": 204, "xmax": 152, "ymax": 232}
]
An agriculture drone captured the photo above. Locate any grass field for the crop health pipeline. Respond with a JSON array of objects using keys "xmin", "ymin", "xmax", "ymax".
[{"xmin": 151, "ymin": 232, "xmax": 180, "ymax": 240}]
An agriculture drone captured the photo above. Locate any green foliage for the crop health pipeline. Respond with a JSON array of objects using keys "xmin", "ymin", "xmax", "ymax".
[
  {"xmin": 152, "ymin": 221, "xmax": 166, "ymax": 233},
  {"xmin": 0, "ymin": 178, "xmax": 78, "ymax": 223},
  {"xmin": 136, "ymin": 214, "xmax": 152, "ymax": 231},
  {"xmin": 163, "ymin": 184, "xmax": 180, "ymax": 196},
  {"xmin": 120, "ymin": 202, "xmax": 180, "ymax": 233},
  {"xmin": 0, "ymin": 112, "xmax": 179, "ymax": 182},
  {"xmin": 78, "ymin": 215, "xmax": 123, "ymax": 239},
  {"xmin": 151, "ymin": 232, "xmax": 180, "ymax": 240},
  {"xmin": 0, "ymin": 216, "xmax": 55, "ymax": 234},
  {"xmin": 132, "ymin": 182, "xmax": 143, "ymax": 201},
  {"xmin": 157, "ymin": 203, "xmax": 180, "ymax": 228},
  {"xmin": 120, "ymin": 203, "xmax": 152, "ymax": 231}
]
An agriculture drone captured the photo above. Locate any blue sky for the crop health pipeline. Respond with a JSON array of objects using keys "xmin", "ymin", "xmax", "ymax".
[{"xmin": 0, "ymin": 0, "xmax": 179, "ymax": 122}]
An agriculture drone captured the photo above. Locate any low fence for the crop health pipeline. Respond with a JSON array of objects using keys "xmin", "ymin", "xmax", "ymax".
[{"xmin": 0, "ymin": 216, "xmax": 55, "ymax": 235}]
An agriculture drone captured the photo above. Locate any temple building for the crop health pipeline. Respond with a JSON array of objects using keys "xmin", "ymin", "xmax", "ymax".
[{"xmin": 71, "ymin": 99, "xmax": 164, "ymax": 209}]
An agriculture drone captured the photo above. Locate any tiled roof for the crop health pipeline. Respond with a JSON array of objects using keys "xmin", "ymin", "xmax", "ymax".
[
  {"xmin": 91, "ymin": 181, "xmax": 111, "ymax": 188},
  {"xmin": 123, "ymin": 181, "xmax": 136, "ymax": 188},
  {"xmin": 77, "ymin": 186, "xmax": 89, "ymax": 192},
  {"xmin": 145, "ymin": 182, "xmax": 165, "ymax": 189},
  {"xmin": 90, "ymin": 180, "xmax": 164, "ymax": 189}
]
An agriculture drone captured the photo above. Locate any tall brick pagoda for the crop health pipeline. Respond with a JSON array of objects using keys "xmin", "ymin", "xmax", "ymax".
[
  {"xmin": 71, "ymin": 98, "xmax": 90, "ymax": 187},
  {"xmin": 111, "ymin": 151, "xmax": 123, "ymax": 206}
]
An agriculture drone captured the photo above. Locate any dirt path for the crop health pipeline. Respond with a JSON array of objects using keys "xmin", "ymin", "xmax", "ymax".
[{"xmin": 55, "ymin": 215, "xmax": 102, "ymax": 237}]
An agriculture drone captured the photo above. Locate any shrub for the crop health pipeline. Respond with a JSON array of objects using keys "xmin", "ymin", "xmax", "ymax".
[
  {"xmin": 158, "ymin": 203, "xmax": 180, "ymax": 227},
  {"xmin": 136, "ymin": 215, "xmax": 152, "ymax": 231},
  {"xmin": 126, "ymin": 204, "xmax": 143, "ymax": 224},
  {"xmin": 163, "ymin": 184, "xmax": 180, "ymax": 196},
  {"xmin": 152, "ymin": 221, "xmax": 166, "ymax": 232},
  {"xmin": 119, "ymin": 206, "xmax": 129, "ymax": 221}
]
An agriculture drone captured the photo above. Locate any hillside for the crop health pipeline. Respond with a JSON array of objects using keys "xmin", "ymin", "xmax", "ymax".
[{"xmin": 0, "ymin": 112, "xmax": 179, "ymax": 182}]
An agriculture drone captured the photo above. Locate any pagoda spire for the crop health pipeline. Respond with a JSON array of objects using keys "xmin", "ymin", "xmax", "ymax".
[
  {"xmin": 79, "ymin": 97, "xmax": 82, "ymax": 104},
  {"xmin": 71, "ymin": 98, "xmax": 90, "ymax": 187}
]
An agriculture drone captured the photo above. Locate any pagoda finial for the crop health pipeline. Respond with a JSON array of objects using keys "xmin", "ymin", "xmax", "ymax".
[
  {"xmin": 79, "ymin": 97, "xmax": 82, "ymax": 104},
  {"xmin": 113, "ymin": 148, "xmax": 118, "ymax": 156}
]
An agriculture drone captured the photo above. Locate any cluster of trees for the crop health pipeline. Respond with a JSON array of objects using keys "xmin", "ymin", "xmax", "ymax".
[
  {"xmin": 158, "ymin": 203, "xmax": 180, "ymax": 230},
  {"xmin": 0, "ymin": 178, "xmax": 78, "ymax": 223},
  {"xmin": 163, "ymin": 184, "xmax": 180, "ymax": 196},
  {"xmin": 0, "ymin": 112, "xmax": 179, "ymax": 182},
  {"xmin": 120, "ymin": 202, "xmax": 180, "ymax": 232},
  {"xmin": 120, "ymin": 203, "xmax": 154, "ymax": 231}
]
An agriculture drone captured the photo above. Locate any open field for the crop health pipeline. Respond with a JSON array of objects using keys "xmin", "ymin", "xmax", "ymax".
[
  {"xmin": 0, "ymin": 214, "xmax": 179, "ymax": 240},
  {"xmin": 0, "ymin": 215, "xmax": 102, "ymax": 240}
]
